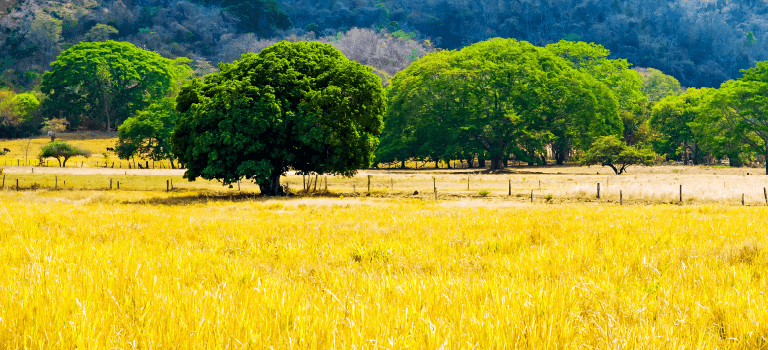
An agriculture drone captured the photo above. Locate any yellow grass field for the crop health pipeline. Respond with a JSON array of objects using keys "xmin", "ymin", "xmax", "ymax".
[
  {"xmin": 2, "ymin": 136, "xmax": 768, "ymax": 347},
  {"xmin": 0, "ymin": 191, "xmax": 767, "ymax": 348}
]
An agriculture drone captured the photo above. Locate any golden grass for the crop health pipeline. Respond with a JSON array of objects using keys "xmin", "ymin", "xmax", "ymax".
[
  {"xmin": 0, "ymin": 133, "xmax": 176, "ymax": 169},
  {"xmin": 2, "ymin": 169, "xmax": 768, "ymax": 206},
  {"xmin": 1, "ymin": 191, "xmax": 767, "ymax": 348}
]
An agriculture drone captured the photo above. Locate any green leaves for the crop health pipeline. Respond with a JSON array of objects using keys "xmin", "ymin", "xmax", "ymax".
[
  {"xmin": 40, "ymin": 41, "xmax": 180, "ymax": 130},
  {"xmin": 580, "ymin": 135, "xmax": 654, "ymax": 175},
  {"xmin": 380, "ymin": 38, "xmax": 622, "ymax": 168},
  {"xmin": 39, "ymin": 141, "xmax": 90, "ymax": 167},
  {"xmin": 116, "ymin": 97, "xmax": 178, "ymax": 165},
  {"xmin": 171, "ymin": 41, "xmax": 386, "ymax": 195}
]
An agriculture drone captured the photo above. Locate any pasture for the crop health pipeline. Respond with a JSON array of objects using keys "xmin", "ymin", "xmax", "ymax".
[
  {"xmin": 2, "ymin": 136, "xmax": 768, "ymax": 347},
  {"xmin": 0, "ymin": 191, "xmax": 767, "ymax": 348}
]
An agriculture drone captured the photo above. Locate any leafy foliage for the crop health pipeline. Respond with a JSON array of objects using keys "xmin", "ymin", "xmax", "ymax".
[
  {"xmin": 380, "ymin": 38, "xmax": 622, "ymax": 169},
  {"xmin": 580, "ymin": 135, "xmax": 654, "ymax": 175},
  {"xmin": 171, "ymin": 41, "xmax": 386, "ymax": 195},
  {"xmin": 116, "ymin": 98, "xmax": 179, "ymax": 167},
  {"xmin": 650, "ymin": 88, "xmax": 711, "ymax": 164},
  {"xmin": 39, "ymin": 141, "xmax": 90, "ymax": 167},
  {"xmin": 693, "ymin": 61, "xmax": 768, "ymax": 174},
  {"xmin": 40, "ymin": 41, "xmax": 181, "ymax": 130}
]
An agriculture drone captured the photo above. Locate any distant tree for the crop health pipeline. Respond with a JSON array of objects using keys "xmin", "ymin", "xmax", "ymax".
[
  {"xmin": 191, "ymin": 0, "xmax": 291, "ymax": 36},
  {"xmin": 27, "ymin": 10, "xmax": 63, "ymax": 67},
  {"xmin": 39, "ymin": 141, "xmax": 90, "ymax": 167},
  {"xmin": 650, "ymin": 88, "xmax": 711, "ymax": 164},
  {"xmin": 546, "ymin": 40, "xmax": 647, "ymax": 158},
  {"xmin": 83, "ymin": 24, "xmax": 119, "ymax": 42},
  {"xmin": 380, "ymin": 38, "xmax": 622, "ymax": 169},
  {"xmin": 40, "ymin": 41, "xmax": 182, "ymax": 130},
  {"xmin": 635, "ymin": 68, "xmax": 683, "ymax": 103},
  {"xmin": 580, "ymin": 135, "xmax": 654, "ymax": 175},
  {"xmin": 171, "ymin": 41, "xmax": 385, "ymax": 195},
  {"xmin": 0, "ymin": 90, "xmax": 39, "ymax": 126},
  {"xmin": 116, "ymin": 98, "xmax": 179, "ymax": 168},
  {"xmin": 694, "ymin": 61, "xmax": 768, "ymax": 174}
]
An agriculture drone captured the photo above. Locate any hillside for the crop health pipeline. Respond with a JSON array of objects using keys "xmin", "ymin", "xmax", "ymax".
[{"xmin": 2, "ymin": 0, "xmax": 767, "ymax": 89}]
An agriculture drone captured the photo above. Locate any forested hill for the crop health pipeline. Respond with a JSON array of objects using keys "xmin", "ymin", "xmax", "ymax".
[
  {"xmin": 279, "ymin": 0, "xmax": 768, "ymax": 88},
  {"xmin": 2, "ymin": 0, "xmax": 768, "ymax": 88}
]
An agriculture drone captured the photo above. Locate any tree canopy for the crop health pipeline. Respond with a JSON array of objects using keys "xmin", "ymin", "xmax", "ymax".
[
  {"xmin": 379, "ymin": 38, "xmax": 622, "ymax": 169},
  {"xmin": 580, "ymin": 135, "xmax": 654, "ymax": 175},
  {"xmin": 693, "ymin": 62, "xmax": 768, "ymax": 174},
  {"xmin": 40, "ymin": 41, "xmax": 184, "ymax": 130},
  {"xmin": 650, "ymin": 88, "xmax": 711, "ymax": 165},
  {"xmin": 116, "ymin": 98, "xmax": 179, "ymax": 168},
  {"xmin": 39, "ymin": 141, "xmax": 90, "ymax": 167},
  {"xmin": 171, "ymin": 41, "xmax": 386, "ymax": 195}
]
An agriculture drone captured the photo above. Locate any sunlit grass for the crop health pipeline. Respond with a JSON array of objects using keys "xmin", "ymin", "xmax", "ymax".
[{"xmin": 1, "ymin": 192, "xmax": 767, "ymax": 348}]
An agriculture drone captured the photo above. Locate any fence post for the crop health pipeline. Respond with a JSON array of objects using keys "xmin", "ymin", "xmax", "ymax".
[
  {"xmin": 171, "ymin": 179, "xmax": 173, "ymax": 190},
  {"xmin": 742, "ymin": 193, "xmax": 745, "ymax": 206},
  {"xmin": 508, "ymin": 179, "xmax": 511, "ymax": 196},
  {"xmin": 467, "ymin": 176, "xmax": 470, "ymax": 191},
  {"xmin": 55, "ymin": 176, "xmax": 57, "ymax": 189},
  {"xmin": 764, "ymin": 187, "xmax": 767, "ymax": 206},
  {"xmin": 530, "ymin": 189, "xmax": 533, "ymax": 203},
  {"xmin": 2, "ymin": 175, "xmax": 4, "ymax": 189},
  {"xmin": 16, "ymin": 179, "xmax": 19, "ymax": 191},
  {"xmin": 325, "ymin": 176, "xmax": 328, "ymax": 191},
  {"xmin": 110, "ymin": 179, "xmax": 112, "ymax": 190},
  {"xmin": 353, "ymin": 184, "xmax": 357, "ymax": 197},
  {"xmin": 368, "ymin": 175, "xmax": 372, "ymax": 193},
  {"xmin": 434, "ymin": 186, "xmax": 437, "ymax": 201},
  {"xmin": 117, "ymin": 181, "xmax": 120, "ymax": 190},
  {"xmin": 166, "ymin": 180, "xmax": 169, "ymax": 192},
  {"xmin": 597, "ymin": 183, "xmax": 600, "ymax": 199},
  {"xmin": 620, "ymin": 190, "xmax": 623, "ymax": 205},
  {"xmin": 679, "ymin": 184, "xmax": 683, "ymax": 203}
]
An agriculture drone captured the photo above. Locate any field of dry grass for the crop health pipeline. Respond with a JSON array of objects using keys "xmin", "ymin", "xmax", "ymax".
[
  {"xmin": 0, "ymin": 191, "xmax": 767, "ymax": 348},
  {"xmin": 2, "ymin": 136, "xmax": 768, "ymax": 347}
]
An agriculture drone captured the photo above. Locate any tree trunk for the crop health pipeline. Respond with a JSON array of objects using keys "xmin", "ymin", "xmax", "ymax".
[
  {"xmin": 683, "ymin": 141, "xmax": 689, "ymax": 165},
  {"xmin": 435, "ymin": 160, "xmax": 439, "ymax": 169},
  {"xmin": 540, "ymin": 155, "xmax": 547, "ymax": 165},
  {"xmin": 478, "ymin": 159, "xmax": 486, "ymax": 168},
  {"xmin": 466, "ymin": 158, "xmax": 474, "ymax": 168},
  {"xmin": 555, "ymin": 149, "xmax": 566, "ymax": 165},
  {"xmin": 489, "ymin": 158, "xmax": 501, "ymax": 170},
  {"xmin": 258, "ymin": 173, "xmax": 284, "ymax": 196},
  {"xmin": 503, "ymin": 159, "xmax": 508, "ymax": 167},
  {"xmin": 168, "ymin": 158, "xmax": 176, "ymax": 169},
  {"xmin": 729, "ymin": 154, "xmax": 743, "ymax": 167},
  {"xmin": 401, "ymin": 160, "xmax": 405, "ymax": 169}
]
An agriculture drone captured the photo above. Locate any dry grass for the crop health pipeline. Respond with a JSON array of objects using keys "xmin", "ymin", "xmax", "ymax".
[{"xmin": 0, "ymin": 192, "xmax": 767, "ymax": 348}]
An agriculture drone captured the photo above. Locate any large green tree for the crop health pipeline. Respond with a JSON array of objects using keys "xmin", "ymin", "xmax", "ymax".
[
  {"xmin": 650, "ymin": 88, "xmax": 712, "ymax": 165},
  {"xmin": 40, "ymin": 41, "xmax": 183, "ymax": 130},
  {"xmin": 546, "ymin": 41, "xmax": 649, "ymax": 147},
  {"xmin": 380, "ymin": 38, "xmax": 622, "ymax": 169},
  {"xmin": 171, "ymin": 41, "xmax": 385, "ymax": 195},
  {"xmin": 693, "ymin": 61, "xmax": 768, "ymax": 173}
]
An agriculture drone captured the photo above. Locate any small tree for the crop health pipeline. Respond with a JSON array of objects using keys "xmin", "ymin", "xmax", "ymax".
[
  {"xmin": 39, "ymin": 141, "xmax": 90, "ymax": 167},
  {"xmin": 580, "ymin": 135, "xmax": 654, "ymax": 175},
  {"xmin": 116, "ymin": 98, "xmax": 178, "ymax": 168}
]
